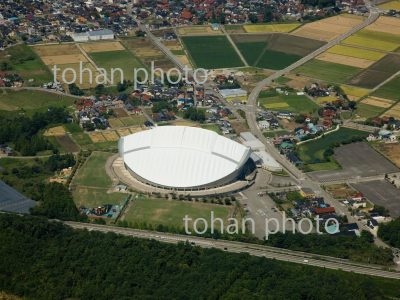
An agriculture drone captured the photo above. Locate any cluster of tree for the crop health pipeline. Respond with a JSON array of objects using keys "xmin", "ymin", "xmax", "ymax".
[
  {"xmin": 378, "ymin": 217, "xmax": 400, "ymax": 248},
  {"xmin": 0, "ymin": 214, "xmax": 399, "ymax": 299},
  {"xmin": 0, "ymin": 107, "xmax": 70, "ymax": 156},
  {"xmin": 183, "ymin": 107, "xmax": 206, "ymax": 123},
  {"xmin": 31, "ymin": 183, "xmax": 82, "ymax": 221},
  {"xmin": 301, "ymin": 0, "xmax": 336, "ymax": 8},
  {"xmin": 44, "ymin": 153, "xmax": 76, "ymax": 172},
  {"xmin": 152, "ymin": 100, "xmax": 175, "ymax": 113},
  {"xmin": 68, "ymin": 83, "xmax": 84, "ymax": 96},
  {"xmin": 264, "ymin": 231, "xmax": 394, "ymax": 265}
]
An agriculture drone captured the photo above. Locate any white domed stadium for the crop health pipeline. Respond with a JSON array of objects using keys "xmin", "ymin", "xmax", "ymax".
[{"xmin": 118, "ymin": 126, "xmax": 252, "ymax": 191}]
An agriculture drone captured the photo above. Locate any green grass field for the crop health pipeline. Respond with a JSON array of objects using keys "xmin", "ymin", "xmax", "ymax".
[
  {"xmin": 181, "ymin": 36, "xmax": 244, "ymax": 69},
  {"xmin": 123, "ymin": 196, "xmax": 233, "ymax": 229},
  {"xmin": 294, "ymin": 60, "xmax": 362, "ymax": 84},
  {"xmin": 0, "ymin": 44, "xmax": 52, "ymax": 85},
  {"xmin": 259, "ymin": 94, "xmax": 319, "ymax": 114},
  {"xmin": 73, "ymin": 151, "xmax": 113, "ymax": 188},
  {"xmin": 236, "ymin": 42, "xmax": 266, "ymax": 65},
  {"xmin": 372, "ymin": 76, "xmax": 400, "ymax": 101},
  {"xmin": 201, "ymin": 124, "xmax": 222, "ymax": 134},
  {"xmin": 90, "ymin": 50, "xmax": 145, "ymax": 82},
  {"xmin": 0, "ymin": 90, "xmax": 75, "ymax": 115},
  {"xmin": 72, "ymin": 187, "xmax": 126, "ymax": 208},
  {"xmin": 343, "ymin": 29, "xmax": 400, "ymax": 52},
  {"xmin": 356, "ymin": 103, "xmax": 387, "ymax": 118},
  {"xmin": 297, "ymin": 128, "xmax": 369, "ymax": 164}
]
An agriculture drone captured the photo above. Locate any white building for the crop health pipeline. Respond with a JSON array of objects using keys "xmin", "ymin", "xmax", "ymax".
[
  {"xmin": 258, "ymin": 120, "xmax": 270, "ymax": 129},
  {"xmin": 119, "ymin": 126, "xmax": 251, "ymax": 190},
  {"xmin": 219, "ymin": 88, "xmax": 247, "ymax": 101},
  {"xmin": 70, "ymin": 29, "xmax": 114, "ymax": 42}
]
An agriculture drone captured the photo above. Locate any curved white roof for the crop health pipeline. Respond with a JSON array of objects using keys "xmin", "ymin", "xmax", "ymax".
[{"xmin": 119, "ymin": 126, "xmax": 250, "ymax": 188}]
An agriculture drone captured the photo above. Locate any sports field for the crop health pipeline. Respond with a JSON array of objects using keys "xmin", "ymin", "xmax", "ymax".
[
  {"xmin": 372, "ymin": 76, "xmax": 400, "ymax": 101},
  {"xmin": 0, "ymin": 90, "xmax": 75, "ymax": 114},
  {"xmin": 90, "ymin": 50, "xmax": 145, "ymax": 82},
  {"xmin": 294, "ymin": 60, "xmax": 362, "ymax": 84},
  {"xmin": 123, "ymin": 197, "xmax": 233, "ymax": 229},
  {"xmin": 259, "ymin": 93, "xmax": 319, "ymax": 114},
  {"xmin": 181, "ymin": 36, "xmax": 244, "ymax": 69},
  {"xmin": 0, "ymin": 44, "xmax": 52, "ymax": 85},
  {"xmin": 243, "ymin": 23, "xmax": 300, "ymax": 33},
  {"xmin": 297, "ymin": 128, "xmax": 368, "ymax": 164},
  {"xmin": 73, "ymin": 151, "xmax": 113, "ymax": 188}
]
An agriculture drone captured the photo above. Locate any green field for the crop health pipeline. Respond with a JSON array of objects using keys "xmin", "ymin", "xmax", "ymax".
[
  {"xmin": 259, "ymin": 93, "xmax": 319, "ymax": 114},
  {"xmin": 181, "ymin": 36, "xmax": 244, "ymax": 69},
  {"xmin": 123, "ymin": 196, "xmax": 233, "ymax": 229},
  {"xmin": 201, "ymin": 124, "xmax": 222, "ymax": 134},
  {"xmin": 243, "ymin": 23, "xmax": 300, "ymax": 33},
  {"xmin": 343, "ymin": 29, "xmax": 400, "ymax": 52},
  {"xmin": 236, "ymin": 42, "xmax": 266, "ymax": 65},
  {"xmin": 294, "ymin": 60, "xmax": 362, "ymax": 84},
  {"xmin": 0, "ymin": 44, "xmax": 52, "ymax": 85},
  {"xmin": 73, "ymin": 151, "xmax": 113, "ymax": 188},
  {"xmin": 257, "ymin": 49, "xmax": 302, "ymax": 70},
  {"xmin": 356, "ymin": 103, "xmax": 387, "ymax": 118},
  {"xmin": 372, "ymin": 76, "xmax": 400, "ymax": 101},
  {"xmin": 340, "ymin": 85, "xmax": 371, "ymax": 98},
  {"xmin": 72, "ymin": 187, "xmax": 126, "ymax": 208},
  {"xmin": 0, "ymin": 90, "xmax": 75, "ymax": 115},
  {"xmin": 90, "ymin": 50, "xmax": 145, "ymax": 82},
  {"xmin": 297, "ymin": 128, "xmax": 369, "ymax": 165}
]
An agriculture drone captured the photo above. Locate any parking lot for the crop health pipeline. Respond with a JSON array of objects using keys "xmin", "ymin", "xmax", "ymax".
[
  {"xmin": 352, "ymin": 180, "xmax": 400, "ymax": 217},
  {"xmin": 0, "ymin": 180, "xmax": 36, "ymax": 214},
  {"xmin": 309, "ymin": 142, "xmax": 399, "ymax": 183}
]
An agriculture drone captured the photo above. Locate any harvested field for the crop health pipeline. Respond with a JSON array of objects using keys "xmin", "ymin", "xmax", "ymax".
[
  {"xmin": 316, "ymin": 52, "xmax": 374, "ymax": 68},
  {"xmin": 40, "ymin": 54, "xmax": 87, "ymax": 65},
  {"xmin": 343, "ymin": 29, "xmax": 400, "ymax": 52},
  {"xmin": 364, "ymin": 16, "xmax": 400, "ymax": 35},
  {"xmin": 89, "ymin": 132, "xmax": 106, "ymax": 143},
  {"xmin": 360, "ymin": 97, "xmax": 394, "ymax": 108},
  {"xmin": 327, "ymin": 45, "xmax": 385, "ymax": 61},
  {"xmin": 292, "ymin": 14, "xmax": 365, "ymax": 41},
  {"xmin": 102, "ymin": 130, "xmax": 120, "ymax": 142},
  {"xmin": 378, "ymin": 0, "xmax": 400, "ymax": 10},
  {"xmin": 177, "ymin": 55, "xmax": 191, "ymax": 66},
  {"xmin": 116, "ymin": 128, "xmax": 131, "ymax": 136},
  {"xmin": 80, "ymin": 41, "xmax": 125, "ymax": 53},
  {"xmin": 163, "ymin": 40, "xmax": 183, "ymax": 51},
  {"xmin": 113, "ymin": 108, "xmax": 129, "ymax": 118},
  {"xmin": 33, "ymin": 44, "xmax": 80, "ymax": 56},
  {"xmin": 177, "ymin": 26, "xmax": 222, "ymax": 35},
  {"xmin": 128, "ymin": 126, "xmax": 143, "ymax": 134},
  {"xmin": 54, "ymin": 63, "xmax": 99, "ymax": 89},
  {"xmin": 348, "ymin": 54, "xmax": 400, "ymax": 88},
  {"xmin": 243, "ymin": 23, "xmax": 300, "ymax": 33},
  {"xmin": 294, "ymin": 59, "xmax": 362, "ymax": 84},
  {"xmin": 373, "ymin": 142, "xmax": 400, "ymax": 168},
  {"xmin": 285, "ymin": 75, "xmax": 314, "ymax": 90},
  {"xmin": 56, "ymin": 134, "xmax": 80, "ymax": 153},
  {"xmin": 382, "ymin": 102, "xmax": 400, "ymax": 118},
  {"xmin": 44, "ymin": 126, "xmax": 66, "ymax": 136}
]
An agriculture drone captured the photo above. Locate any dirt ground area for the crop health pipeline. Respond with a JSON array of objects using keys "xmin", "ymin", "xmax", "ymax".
[
  {"xmin": 163, "ymin": 40, "xmax": 183, "ymax": 51},
  {"xmin": 40, "ymin": 54, "xmax": 88, "ymax": 65},
  {"xmin": 108, "ymin": 118, "xmax": 125, "ymax": 128},
  {"xmin": 316, "ymin": 52, "xmax": 374, "ymax": 68},
  {"xmin": 230, "ymin": 120, "xmax": 249, "ymax": 134},
  {"xmin": 360, "ymin": 96, "xmax": 394, "ymax": 108},
  {"xmin": 365, "ymin": 16, "xmax": 400, "ymax": 35},
  {"xmin": 374, "ymin": 142, "xmax": 400, "ymax": 167},
  {"xmin": 177, "ymin": 26, "xmax": 222, "ymax": 35},
  {"xmin": 33, "ymin": 44, "xmax": 81, "ymax": 56},
  {"xmin": 116, "ymin": 128, "xmax": 131, "ymax": 136},
  {"xmin": 80, "ymin": 41, "xmax": 125, "ymax": 53},
  {"xmin": 325, "ymin": 183, "xmax": 358, "ymax": 199},
  {"xmin": 285, "ymin": 74, "xmax": 314, "ymax": 90},
  {"xmin": 113, "ymin": 108, "xmax": 129, "ymax": 118},
  {"xmin": 292, "ymin": 14, "xmax": 365, "ymax": 41},
  {"xmin": 56, "ymin": 135, "xmax": 80, "ymax": 152},
  {"xmin": 44, "ymin": 126, "xmax": 66, "ymax": 136}
]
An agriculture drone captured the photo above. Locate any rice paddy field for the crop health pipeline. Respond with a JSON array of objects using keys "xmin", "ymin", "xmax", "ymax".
[
  {"xmin": 327, "ymin": 45, "xmax": 385, "ymax": 61},
  {"xmin": 243, "ymin": 23, "xmax": 300, "ymax": 33},
  {"xmin": 340, "ymin": 85, "xmax": 371, "ymax": 100},
  {"xmin": 343, "ymin": 29, "xmax": 400, "ymax": 52},
  {"xmin": 356, "ymin": 102, "xmax": 388, "ymax": 118},
  {"xmin": 181, "ymin": 36, "xmax": 244, "ymax": 69},
  {"xmin": 232, "ymin": 33, "xmax": 324, "ymax": 70},
  {"xmin": 372, "ymin": 76, "xmax": 400, "ymax": 101},
  {"xmin": 293, "ymin": 60, "xmax": 362, "ymax": 84}
]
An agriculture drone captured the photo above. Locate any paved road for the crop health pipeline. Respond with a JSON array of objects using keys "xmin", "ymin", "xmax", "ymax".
[{"xmin": 64, "ymin": 221, "xmax": 400, "ymax": 279}]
